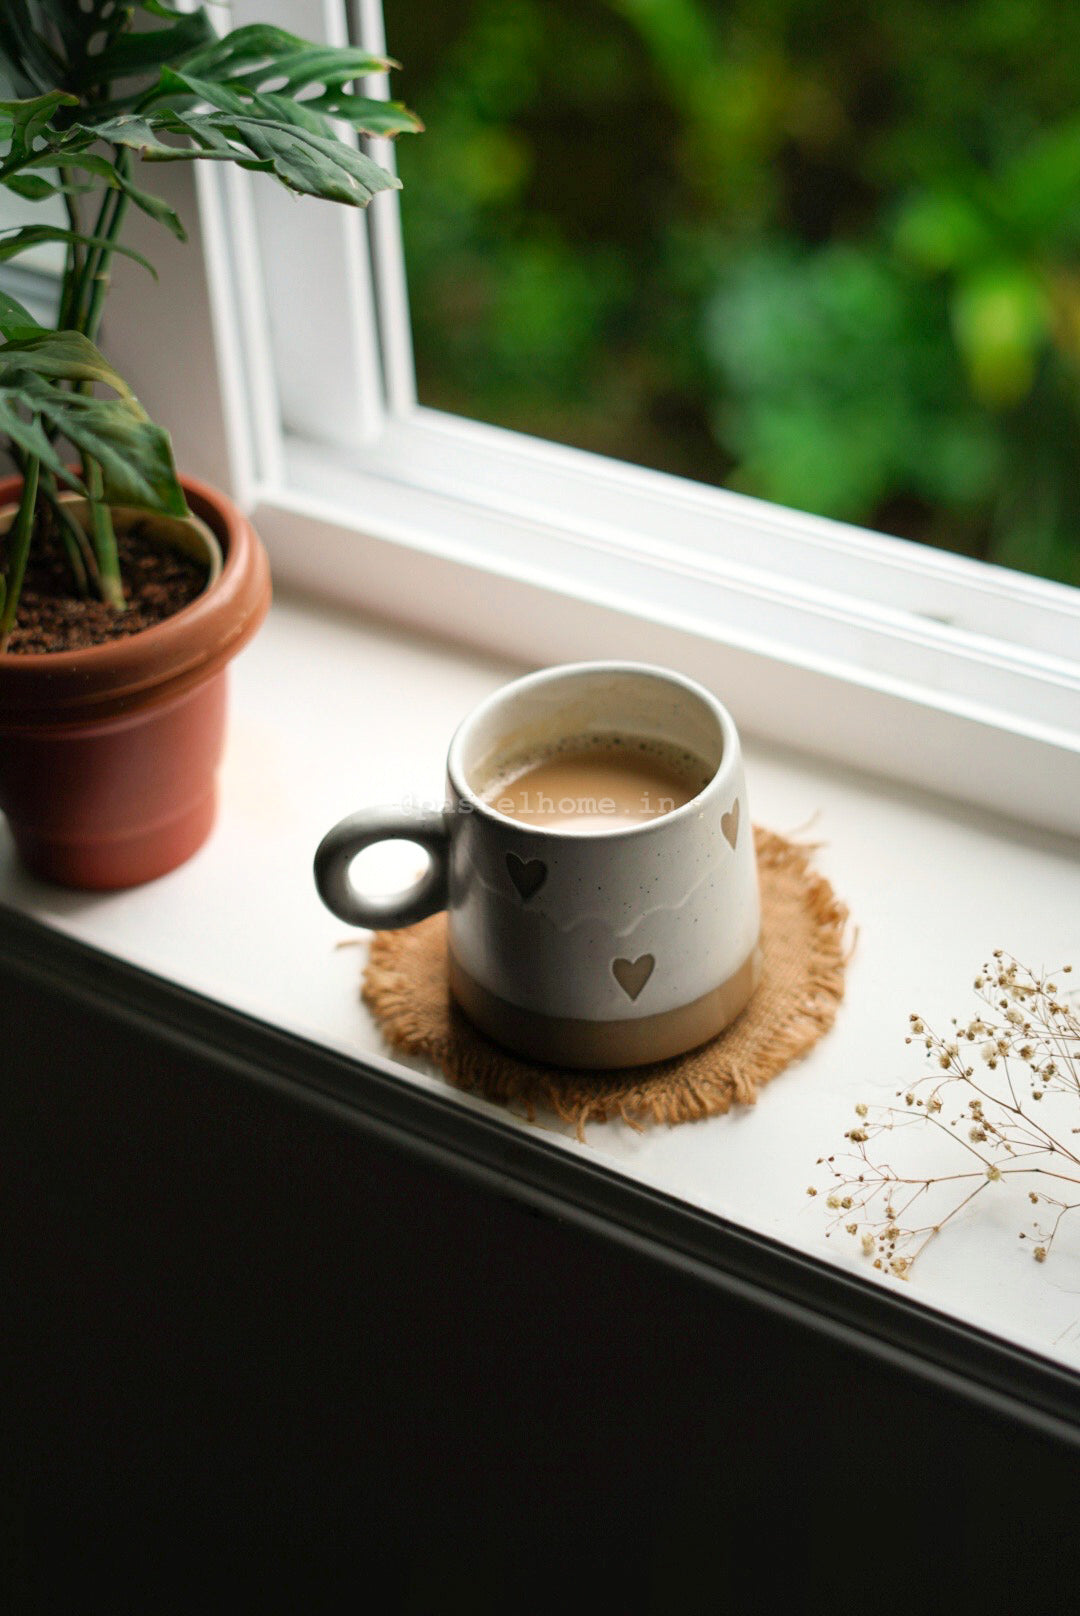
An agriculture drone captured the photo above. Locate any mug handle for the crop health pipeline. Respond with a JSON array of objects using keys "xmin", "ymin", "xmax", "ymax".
[{"xmin": 314, "ymin": 807, "xmax": 449, "ymax": 930}]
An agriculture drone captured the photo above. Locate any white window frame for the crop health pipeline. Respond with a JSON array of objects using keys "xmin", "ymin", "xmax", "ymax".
[{"xmin": 182, "ymin": 0, "xmax": 1080, "ymax": 837}]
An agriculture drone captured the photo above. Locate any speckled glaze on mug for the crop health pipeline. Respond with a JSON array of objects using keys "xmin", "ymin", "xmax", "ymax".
[{"xmin": 314, "ymin": 662, "xmax": 762, "ymax": 1069}]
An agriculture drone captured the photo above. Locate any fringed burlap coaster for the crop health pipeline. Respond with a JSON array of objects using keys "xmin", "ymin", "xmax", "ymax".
[{"xmin": 361, "ymin": 827, "xmax": 849, "ymax": 1136}]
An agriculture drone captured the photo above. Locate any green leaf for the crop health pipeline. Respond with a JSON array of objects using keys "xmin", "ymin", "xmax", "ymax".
[
  {"xmin": 144, "ymin": 26, "xmax": 417, "ymax": 130},
  {"xmin": 0, "ymin": 224, "xmax": 156, "ymax": 277},
  {"xmin": 176, "ymin": 76, "xmax": 330, "ymax": 137},
  {"xmin": 145, "ymin": 27, "xmax": 418, "ymax": 138},
  {"xmin": 18, "ymin": 144, "xmax": 187, "ymax": 239},
  {"xmin": 0, "ymin": 289, "xmax": 41, "ymax": 337},
  {"xmin": 0, "ymin": 332, "xmax": 186, "ymax": 517},
  {"xmin": 31, "ymin": 0, "xmax": 125, "ymax": 62},
  {"xmin": 229, "ymin": 45, "xmax": 398, "ymax": 93},
  {"xmin": 281, "ymin": 93, "xmax": 422, "ymax": 139},
  {"xmin": 160, "ymin": 71, "xmax": 421, "ymax": 140},
  {"xmin": 58, "ymin": 107, "xmax": 251, "ymax": 172},
  {"xmin": 62, "ymin": 9, "xmax": 217, "ymax": 94},
  {"xmin": 0, "ymin": 91, "xmax": 78, "ymax": 168},
  {"xmin": 0, "ymin": 380, "xmax": 86, "ymax": 487},
  {"xmin": 199, "ymin": 113, "xmax": 401, "ymax": 204},
  {"xmin": 35, "ymin": 392, "xmax": 185, "ymax": 514},
  {"xmin": 77, "ymin": 105, "xmax": 400, "ymax": 207},
  {"xmin": 113, "ymin": 164, "xmax": 187, "ymax": 240},
  {"xmin": 174, "ymin": 24, "xmax": 392, "ymax": 85},
  {"xmin": 146, "ymin": 65, "xmax": 423, "ymax": 142},
  {"xmin": 2, "ymin": 173, "xmax": 61, "ymax": 200},
  {"xmin": 0, "ymin": 329, "xmax": 136, "ymax": 394}
]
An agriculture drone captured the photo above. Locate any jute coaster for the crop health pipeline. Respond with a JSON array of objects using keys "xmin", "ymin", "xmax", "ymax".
[{"xmin": 361, "ymin": 827, "xmax": 849, "ymax": 1136}]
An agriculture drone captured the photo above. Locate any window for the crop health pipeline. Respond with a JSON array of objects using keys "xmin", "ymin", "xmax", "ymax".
[
  {"xmin": 385, "ymin": 0, "xmax": 1080, "ymax": 592},
  {"xmin": 117, "ymin": 0, "xmax": 1080, "ymax": 837},
  {"xmin": 5, "ymin": 0, "xmax": 1080, "ymax": 1410}
]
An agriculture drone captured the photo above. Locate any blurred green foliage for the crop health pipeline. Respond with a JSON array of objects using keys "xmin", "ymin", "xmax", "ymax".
[{"xmin": 383, "ymin": 0, "xmax": 1080, "ymax": 583}]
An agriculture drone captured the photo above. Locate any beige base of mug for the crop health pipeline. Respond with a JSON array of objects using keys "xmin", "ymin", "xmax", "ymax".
[{"xmin": 448, "ymin": 940, "xmax": 763, "ymax": 1070}]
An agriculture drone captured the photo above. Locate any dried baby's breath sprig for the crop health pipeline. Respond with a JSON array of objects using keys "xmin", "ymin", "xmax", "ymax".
[{"xmin": 811, "ymin": 955, "xmax": 1079, "ymax": 1278}]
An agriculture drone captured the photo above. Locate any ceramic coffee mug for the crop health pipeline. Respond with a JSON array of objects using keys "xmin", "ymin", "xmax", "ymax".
[{"xmin": 314, "ymin": 661, "xmax": 762, "ymax": 1068}]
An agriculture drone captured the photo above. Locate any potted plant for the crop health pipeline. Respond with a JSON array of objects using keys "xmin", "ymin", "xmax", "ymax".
[{"xmin": 0, "ymin": 3, "xmax": 420, "ymax": 887}]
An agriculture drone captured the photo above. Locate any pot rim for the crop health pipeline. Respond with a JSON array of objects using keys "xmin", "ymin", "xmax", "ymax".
[
  {"xmin": 0, "ymin": 493, "xmax": 227, "ymax": 598},
  {"xmin": 0, "ymin": 472, "xmax": 271, "ymax": 725}
]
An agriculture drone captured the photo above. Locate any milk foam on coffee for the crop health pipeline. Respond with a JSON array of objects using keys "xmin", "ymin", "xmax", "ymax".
[{"xmin": 481, "ymin": 732, "xmax": 712, "ymax": 833}]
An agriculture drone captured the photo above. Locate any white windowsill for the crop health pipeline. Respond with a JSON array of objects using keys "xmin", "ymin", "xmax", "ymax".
[{"xmin": 3, "ymin": 587, "xmax": 1080, "ymax": 1377}]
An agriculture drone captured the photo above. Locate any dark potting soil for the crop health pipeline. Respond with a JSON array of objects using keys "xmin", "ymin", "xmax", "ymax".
[{"xmin": 5, "ymin": 518, "xmax": 209, "ymax": 654}]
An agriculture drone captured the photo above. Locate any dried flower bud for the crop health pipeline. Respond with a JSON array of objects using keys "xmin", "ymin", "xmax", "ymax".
[{"xmin": 811, "ymin": 951, "xmax": 1076, "ymax": 1284}]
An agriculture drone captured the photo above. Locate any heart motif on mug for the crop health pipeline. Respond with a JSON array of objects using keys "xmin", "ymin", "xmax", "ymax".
[
  {"xmin": 612, "ymin": 954, "xmax": 655, "ymax": 1001},
  {"xmin": 506, "ymin": 851, "xmax": 547, "ymax": 902},
  {"xmin": 722, "ymin": 798, "xmax": 740, "ymax": 850}
]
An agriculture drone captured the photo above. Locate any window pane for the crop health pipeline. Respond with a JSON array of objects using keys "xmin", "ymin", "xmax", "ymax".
[{"xmin": 382, "ymin": 0, "xmax": 1080, "ymax": 587}]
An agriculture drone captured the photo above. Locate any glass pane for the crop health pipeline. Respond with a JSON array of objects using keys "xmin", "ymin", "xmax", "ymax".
[{"xmin": 381, "ymin": 0, "xmax": 1080, "ymax": 586}]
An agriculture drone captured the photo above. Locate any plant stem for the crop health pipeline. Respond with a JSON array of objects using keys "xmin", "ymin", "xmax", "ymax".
[
  {"xmin": 0, "ymin": 456, "xmax": 40, "ymax": 652},
  {"xmin": 40, "ymin": 470, "xmax": 99, "ymax": 597},
  {"xmin": 79, "ymin": 151, "xmax": 132, "ymax": 345},
  {"xmin": 64, "ymin": 146, "xmax": 131, "ymax": 612},
  {"xmin": 70, "ymin": 168, "xmax": 120, "ymax": 333},
  {"xmin": 10, "ymin": 443, "xmax": 98, "ymax": 602},
  {"xmin": 59, "ymin": 169, "xmax": 85, "ymax": 330},
  {"xmin": 85, "ymin": 459, "xmax": 125, "ymax": 611}
]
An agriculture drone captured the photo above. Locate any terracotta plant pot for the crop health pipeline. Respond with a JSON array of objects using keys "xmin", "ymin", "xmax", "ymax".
[{"xmin": 0, "ymin": 473, "xmax": 271, "ymax": 889}]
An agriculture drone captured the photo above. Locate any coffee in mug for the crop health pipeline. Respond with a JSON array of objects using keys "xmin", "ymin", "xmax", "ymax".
[
  {"xmin": 480, "ymin": 732, "xmax": 712, "ymax": 832},
  {"xmin": 314, "ymin": 662, "xmax": 762, "ymax": 1069}
]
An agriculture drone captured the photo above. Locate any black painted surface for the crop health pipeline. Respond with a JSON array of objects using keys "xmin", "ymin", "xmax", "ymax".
[{"xmin": 4, "ymin": 939, "xmax": 1080, "ymax": 1611}]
